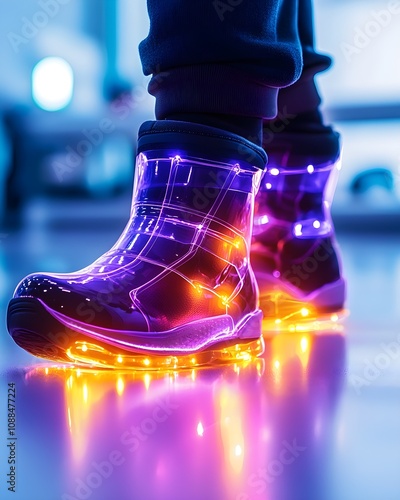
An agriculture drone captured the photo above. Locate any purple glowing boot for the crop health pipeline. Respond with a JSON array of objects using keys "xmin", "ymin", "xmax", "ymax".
[
  {"xmin": 7, "ymin": 121, "xmax": 267, "ymax": 369},
  {"xmin": 251, "ymin": 121, "xmax": 346, "ymax": 332}
]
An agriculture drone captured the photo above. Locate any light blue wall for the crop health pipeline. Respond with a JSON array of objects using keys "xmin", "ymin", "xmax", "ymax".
[{"xmin": 315, "ymin": 0, "xmax": 400, "ymax": 107}]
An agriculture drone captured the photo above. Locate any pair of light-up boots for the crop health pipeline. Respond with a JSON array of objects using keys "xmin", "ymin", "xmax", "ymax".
[{"xmin": 7, "ymin": 119, "xmax": 345, "ymax": 368}]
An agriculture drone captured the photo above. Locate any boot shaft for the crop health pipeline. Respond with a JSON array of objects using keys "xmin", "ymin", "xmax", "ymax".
[
  {"xmin": 254, "ymin": 131, "xmax": 341, "ymax": 240},
  {"xmin": 124, "ymin": 120, "xmax": 266, "ymax": 268},
  {"xmin": 131, "ymin": 152, "xmax": 261, "ymax": 248}
]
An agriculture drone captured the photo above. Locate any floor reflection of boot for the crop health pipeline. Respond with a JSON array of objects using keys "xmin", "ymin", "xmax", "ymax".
[
  {"xmin": 236, "ymin": 331, "xmax": 346, "ymax": 500},
  {"xmin": 22, "ymin": 362, "xmax": 264, "ymax": 500},
  {"xmin": 19, "ymin": 331, "xmax": 345, "ymax": 500}
]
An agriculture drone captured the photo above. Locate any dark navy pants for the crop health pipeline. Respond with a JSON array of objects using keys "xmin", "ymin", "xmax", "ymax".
[{"xmin": 139, "ymin": 0, "xmax": 331, "ymax": 120}]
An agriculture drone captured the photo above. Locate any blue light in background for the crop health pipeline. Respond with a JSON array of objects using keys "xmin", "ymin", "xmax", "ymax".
[{"xmin": 32, "ymin": 56, "xmax": 74, "ymax": 111}]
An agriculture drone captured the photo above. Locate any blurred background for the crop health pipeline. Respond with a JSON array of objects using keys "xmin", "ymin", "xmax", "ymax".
[
  {"xmin": 0, "ymin": 0, "xmax": 399, "ymax": 230},
  {"xmin": 1, "ymin": 3, "xmax": 400, "ymax": 500},
  {"xmin": 0, "ymin": 0, "xmax": 152, "ymax": 229}
]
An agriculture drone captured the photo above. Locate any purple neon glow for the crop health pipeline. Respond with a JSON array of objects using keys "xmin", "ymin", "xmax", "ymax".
[
  {"xmin": 13, "ymin": 152, "xmax": 263, "ymax": 355},
  {"xmin": 253, "ymin": 158, "xmax": 341, "ymax": 239},
  {"xmin": 251, "ymin": 156, "xmax": 346, "ymax": 309},
  {"xmin": 35, "ymin": 297, "xmax": 262, "ymax": 355}
]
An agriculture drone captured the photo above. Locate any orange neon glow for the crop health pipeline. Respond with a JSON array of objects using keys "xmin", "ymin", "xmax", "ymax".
[
  {"xmin": 65, "ymin": 337, "xmax": 265, "ymax": 370},
  {"xmin": 260, "ymin": 291, "xmax": 347, "ymax": 334}
]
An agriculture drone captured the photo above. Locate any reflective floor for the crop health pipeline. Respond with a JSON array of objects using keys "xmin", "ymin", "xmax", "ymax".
[{"xmin": 1, "ymin": 215, "xmax": 400, "ymax": 500}]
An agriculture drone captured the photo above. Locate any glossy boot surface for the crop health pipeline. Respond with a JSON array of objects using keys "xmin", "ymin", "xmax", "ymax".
[
  {"xmin": 251, "ymin": 129, "xmax": 346, "ymax": 332},
  {"xmin": 8, "ymin": 121, "xmax": 267, "ymax": 369}
]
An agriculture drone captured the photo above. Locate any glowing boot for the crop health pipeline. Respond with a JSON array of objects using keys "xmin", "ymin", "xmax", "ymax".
[
  {"xmin": 7, "ymin": 121, "xmax": 267, "ymax": 369},
  {"xmin": 251, "ymin": 123, "xmax": 346, "ymax": 332}
]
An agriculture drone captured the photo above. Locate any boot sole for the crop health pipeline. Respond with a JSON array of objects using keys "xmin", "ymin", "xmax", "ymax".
[
  {"xmin": 7, "ymin": 298, "xmax": 264, "ymax": 370},
  {"xmin": 255, "ymin": 273, "xmax": 348, "ymax": 334}
]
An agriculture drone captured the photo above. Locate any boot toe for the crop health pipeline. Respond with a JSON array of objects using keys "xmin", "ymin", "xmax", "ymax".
[{"xmin": 13, "ymin": 273, "xmax": 148, "ymax": 331}]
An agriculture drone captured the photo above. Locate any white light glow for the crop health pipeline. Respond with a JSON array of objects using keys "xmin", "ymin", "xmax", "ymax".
[
  {"xmin": 300, "ymin": 336, "xmax": 308, "ymax": 352},
  {"xmin": 307, "ymin": 165, "xmax": 315, "ymax": 174},
  {"xmin": 294, "ymin": 223, "xmax": 303, "ymax": 237},
  {"xmin": 32, "ymin": 57, "xmax": 74, "ymax": 111},
  {"xmin": 234, "ymin": 445, "xmax": 242, "ymax": 456},
  {"xmin": 197, "ymin": 422, "xmax": 204, "ymax": 437}
]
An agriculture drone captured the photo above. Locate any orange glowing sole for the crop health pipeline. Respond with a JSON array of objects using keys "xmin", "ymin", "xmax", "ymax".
[
  {"xmin": 64, "ymin": 337, "xmax": 265, "ymax": 370},
  {"xmin": 259, "ymin": 291, "xmax": 348, "ymax": 335}
]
